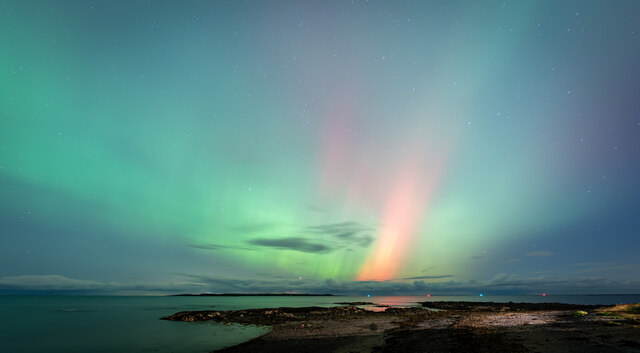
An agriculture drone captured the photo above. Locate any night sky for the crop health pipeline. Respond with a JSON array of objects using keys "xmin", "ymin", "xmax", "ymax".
[{"xmin": 2, "ymin": 0, "xmax": 640, "ymax": 295}]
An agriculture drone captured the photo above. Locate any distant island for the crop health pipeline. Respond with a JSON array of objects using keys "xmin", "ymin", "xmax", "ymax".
[{"xmin": 170, "ymin": 293, "xmax": 334, "ymax": 297}]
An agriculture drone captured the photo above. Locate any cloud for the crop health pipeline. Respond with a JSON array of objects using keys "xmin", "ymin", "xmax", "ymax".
[
  {"xmin": 306, "ymin": 221, "xmax": 372, "ymax": 234},
  {"xmin": 185, "ymin": 241, "xmax": 254, "ymax": 251},
  {"xmin": 3, "ymin": 273, "xmax": 640, "ymax": 295},
  {"xmin": 246, "ymin": 221, "xmax": 375, "ymax": 253},
  {"xmin": 248, "ymin": 237, "xmax": 332, "ymax": 253},
  {"xmin": 526, "ymin": 250, "xmax": 554, "ymax": 257},
  {"xmin": 305, "ymin": 221, "xmax": 374, "ymax": 247},
  {"xmin": 351, "ymin": 236, "xmax": 373, "ymax": 247},
  {"xmin": 0, "ymin": 274, "xmax": 222, "ymax": 294},
  {"xmin": 0, "ymin": 275, "xmax": 113, "ymax": 291},
  {"xmin": 169, "ymin": 273, "xmax": 640, "ymax": 296},
  {"xmin": 401, "ymin": 275, "xmax": 455, "ymax": 280}
]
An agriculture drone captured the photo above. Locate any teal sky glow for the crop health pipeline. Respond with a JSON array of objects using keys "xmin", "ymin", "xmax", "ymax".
[{"xmin": 2, "ymin": 0, "xmax": 640, "ymax": 295}]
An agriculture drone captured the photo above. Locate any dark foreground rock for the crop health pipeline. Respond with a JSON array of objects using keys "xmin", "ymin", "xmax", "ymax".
[
  {"xmin": 162, "ymin": 302, "xmax": 640, "ymax": 353},
  {"xmin": 419, "ymin": 301, "xmax": 606, "ymax": 312},
  {"xmin": 162, "ymin": 305, "xmax": 423, "ymax": 325}
]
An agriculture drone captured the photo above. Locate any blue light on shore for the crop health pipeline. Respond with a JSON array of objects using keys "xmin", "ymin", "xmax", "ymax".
[
  {"xmin": 367, "ymin": 294, "xmax": 371, "ymax": 298},
  {"xmin": 479, "ymin": 293, "xmax": 484, "ymax": 297}
]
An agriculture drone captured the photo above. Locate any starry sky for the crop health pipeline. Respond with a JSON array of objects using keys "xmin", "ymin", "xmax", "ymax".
[{"xmin": 2, "ymin": 0, "xmax": 640, "ymax": 295}]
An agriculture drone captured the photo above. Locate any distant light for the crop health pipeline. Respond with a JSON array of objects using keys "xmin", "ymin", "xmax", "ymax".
[
  {"xmin": 542, "ymin": 293, "xmax": 547, "ymax": 297},
  {"xmin": 367, "ymin": 294, "xmax": 371, "ymax": 298},
  {"xmin": 479, "ymin": 293, "xmax": 484, "ymax": 297},
  {"xmin": 427, "ymin": 294, "xmax": 431, "ymax": 297}
]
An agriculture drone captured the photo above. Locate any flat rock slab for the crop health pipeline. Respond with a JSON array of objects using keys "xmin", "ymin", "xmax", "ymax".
[
  {"xmin": 161, "ymin": 302, "xmax": 640, "ymax": 353},
  {"xmin": 420, "ymin": 301, "xmax": 605, "ymax": 312},
  {"xmin": 162, "ymin": 305, "xmax": 433, "ymax": 326}
]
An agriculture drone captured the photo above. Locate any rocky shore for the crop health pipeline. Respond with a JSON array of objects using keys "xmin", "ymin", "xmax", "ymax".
[{"xmin": 161, "ymin": 301, "xmax": 640, "ymax": 352}]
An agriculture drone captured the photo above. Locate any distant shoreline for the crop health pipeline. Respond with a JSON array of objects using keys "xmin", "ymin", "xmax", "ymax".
[{"xmin": 170, "ymin": 293, "xmax": 335, "ymax": 297}]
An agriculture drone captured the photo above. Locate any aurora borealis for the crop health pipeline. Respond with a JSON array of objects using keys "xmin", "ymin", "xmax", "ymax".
[{"xmin": 1, "ymin": 0, "xmax": 640, "ymax": 295}]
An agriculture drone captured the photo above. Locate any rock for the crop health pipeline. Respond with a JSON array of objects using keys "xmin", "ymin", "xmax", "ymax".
[{"xmin": 419, "ymin": 301, "xmax": 604, "ymax": 312}]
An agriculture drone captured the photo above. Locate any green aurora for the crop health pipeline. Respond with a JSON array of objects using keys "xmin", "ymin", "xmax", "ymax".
[{"xmin": 1, "ymin": 0, "xmax": 640, "ymax": 294}]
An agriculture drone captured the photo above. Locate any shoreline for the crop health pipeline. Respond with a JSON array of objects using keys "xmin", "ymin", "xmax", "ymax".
[{"xmin": 162, "ymin": 301, "xmax": 640, "ymax": 352}]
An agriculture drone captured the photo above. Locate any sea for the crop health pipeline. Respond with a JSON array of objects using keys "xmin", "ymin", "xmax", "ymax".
[{"xmin": 2, "ymin": 294, "xmax": 639, "ymax": 353}]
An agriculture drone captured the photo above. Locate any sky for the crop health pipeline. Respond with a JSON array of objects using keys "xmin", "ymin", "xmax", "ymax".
[{"xmin": 1, "ymin": 0, "xmax": 640, "ymax": 295}]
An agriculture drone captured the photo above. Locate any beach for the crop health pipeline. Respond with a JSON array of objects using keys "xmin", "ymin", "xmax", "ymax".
[{"xmin": 163, "ymin": 301, "xmax": 640, "ymax": 353}]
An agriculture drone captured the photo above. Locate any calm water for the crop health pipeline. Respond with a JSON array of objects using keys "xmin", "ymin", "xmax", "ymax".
[{"xmin": 2, "ymin": 294, "xmax": 639, "ymax": 353}]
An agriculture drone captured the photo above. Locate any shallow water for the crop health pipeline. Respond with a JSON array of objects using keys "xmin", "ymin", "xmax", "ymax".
[{"xmin": 1, "ymin": 294, "xmax": 639, "ymax": 352}]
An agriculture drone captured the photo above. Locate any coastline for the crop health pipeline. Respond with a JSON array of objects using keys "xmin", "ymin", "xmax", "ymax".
[{"xmin": 162, "ymin": 301, "xmax": 640, "ymax": 353}]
